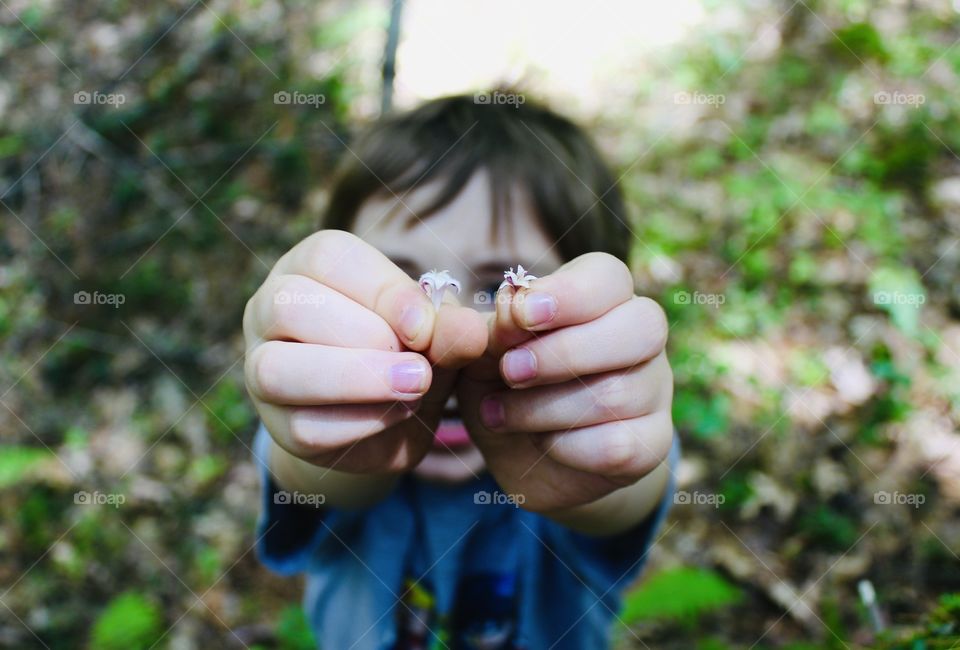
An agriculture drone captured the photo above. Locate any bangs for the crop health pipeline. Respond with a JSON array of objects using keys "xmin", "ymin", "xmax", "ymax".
[{"xmin": 322, "ymin": 90, "xmax": 631, "ymax": 264}]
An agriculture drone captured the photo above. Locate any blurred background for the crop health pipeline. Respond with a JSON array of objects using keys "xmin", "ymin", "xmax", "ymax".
[{"xmin": 2, "ymin": 0, "xmax": 960, "ymax": 648}]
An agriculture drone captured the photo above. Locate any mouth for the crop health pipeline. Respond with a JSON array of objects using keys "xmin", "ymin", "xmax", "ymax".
[{"xmin": 433, "ymin": 395, "xmax": 473, "ymax": 449}]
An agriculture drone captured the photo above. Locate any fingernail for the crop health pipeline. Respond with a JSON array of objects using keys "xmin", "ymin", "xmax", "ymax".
[
  {"xmin": 480, "ymin": 397, "xmax": 505, "ymax": 428},
  {"xmin": 390, "ymin": 361, "xmax": 428, "ymax": 394},
  {"xmin": 399, "ymin": 304, "xmax": 427, "ymax": 342},
  {"xmin": 522, "ymin": 292, "xmax": 557, "ymax": 327},
  {"xmin": 502, "ymin": 348, "xmax": 537, "ymax": 384}
]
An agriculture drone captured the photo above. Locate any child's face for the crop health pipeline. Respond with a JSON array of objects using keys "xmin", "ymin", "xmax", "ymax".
[{"xmin": 352, "ymin": 170, "xmax": 565, "ymax": 483}]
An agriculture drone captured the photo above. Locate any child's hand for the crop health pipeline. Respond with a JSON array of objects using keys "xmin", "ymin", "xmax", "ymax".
[
  {"xmin": 243, "ymin": 230, "xmax": 486, "ymax": 475},
  {"xmin": 458, "ymin": 253, "xmax": 673, "ymax": 513}
]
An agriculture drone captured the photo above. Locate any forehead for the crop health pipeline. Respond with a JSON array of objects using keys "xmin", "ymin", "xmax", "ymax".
[{"xmin": 350, "ymin": 169, "xmax": 564, "ymax": 275}]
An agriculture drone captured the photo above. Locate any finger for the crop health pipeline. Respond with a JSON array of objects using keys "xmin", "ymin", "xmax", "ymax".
[
  {"xmin": 406, "ymin": 366, "xmax": 458, "ymax": 435},
  {"xmin": 459, "ymin": 350, "xmax": 502, "ymax": 383},
  {"xmin": 478, "ymin": 359, "xmax": 669, "ymax": 433},
  {"xmin": 260, "ymin": 402, "xmax": 435, "ymax": 473},
  {"xmin": 246, "ymin": 273, "xmax": 400, "ymax": 349},
  {"xmin": 510, "ymin": 252, "xmax": 635, "ymax": 332},
  {"xmin": 534, "ymin": 411, "xmax": 674, "ymax": 479},
  {"xmin": 246, "ymin": 341, "xmax": 431, "ymax": 405},
  {"xmin": 426, "ymin": 302, "xmax": 488, "ymax": 369},
  {"xmin": 463, "ymin": 304, "xmax": 511, "ymax": 382},
  {"xmin": 499, "ymin": 297, "xmax": 668, "ymax": 388},
  {"xmin": 488, "ymin": 284, "xmax": 534, "ymax": 358},
  {"xmin": 273, "ymin": 230, "xmax": 437, "ymax": 350},
  {"xmin": 257, "ymin": 400, "xmax": 420, "ymax": 458}
]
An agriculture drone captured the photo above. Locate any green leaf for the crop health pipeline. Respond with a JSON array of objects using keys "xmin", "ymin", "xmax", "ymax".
[
  {"xmin": 276, "ymin": 605, "xmax": 318, "ymax": 650},
  {"xmin": 620, "ymin": 567, "xmax": 742, "ymax": 624},
  {"xmin": 205, "ymin": 378, "xmax": 255, "ymax": 442},
  {"xmin": 188, "ymin": 454, "xmax": 228, "ymax": 487},
  {"xmin": 798, "ymin": 505, "xmax": 859, "ymax": 551},
  {"xmin": 0, "ymin": 446, "xmax": 52, "ymax": 488},
  {"xmin": 674, "ymin": 391, "xmax": 731, "ymax": 439},
  {"xmin": 89, "ymin": 592, "xmax": 162, "ymax": 650},
  {"xmin": 833, "ymin": 22, "xmax": 889, "ymax": 63},
  {"xmin": 0, "ymin": 134, "xmax": 24, "ymax": 158},
  {"xmin": 868, "ymin": 266, "xmax": 926, "ymax": 336}
]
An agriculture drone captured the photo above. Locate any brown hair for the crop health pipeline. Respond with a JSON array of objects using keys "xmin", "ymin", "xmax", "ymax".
[{"xmin": 322, "ymin": 90, "xmax": 631, "ymax": 263}]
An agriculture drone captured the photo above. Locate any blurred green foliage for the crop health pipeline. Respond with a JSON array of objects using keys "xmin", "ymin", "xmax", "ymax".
[
  {"xmin": 874, "ymin": 593, "xmax": 960, "ymax": 649},
  {"xmin": 0, "ymin": 446, "xmax": 52, "ymax": 488},
  {"xmin": 2, "ymin": 0, "xmax": 959, "ymax": 648},
  {"xmin": 90, "ymin": 592, "xmax": 162, "ymax": 650},
  {"xmin": 620, "ymin": 567, "xmax": 742, "ymax": 625}
]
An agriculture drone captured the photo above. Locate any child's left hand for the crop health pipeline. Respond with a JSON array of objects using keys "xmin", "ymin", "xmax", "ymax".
[{"xmin": 458, "ymin": 252, "xmax": 674, "ymax": 514}]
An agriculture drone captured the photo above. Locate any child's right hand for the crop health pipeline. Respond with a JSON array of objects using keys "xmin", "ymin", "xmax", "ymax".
[{"xmin": 243, "ymin": 230, "xmax": 486, "ymax": 475}]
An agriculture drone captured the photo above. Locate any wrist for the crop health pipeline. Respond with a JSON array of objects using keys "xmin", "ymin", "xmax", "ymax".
[
  {"xmin": 268, "ymin": 437, "xmax": 400, "ymax": 509},
  {"xmin": 543, "ymin": 460, "xmax": 670, "ymax": 537}
]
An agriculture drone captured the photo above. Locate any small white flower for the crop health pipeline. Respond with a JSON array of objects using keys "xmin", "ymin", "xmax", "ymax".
[
  {"xmin": 419, "ymin": 269, "xmax": 462, "ymax": 310},
  {"xmin": 500, "ymin": 264, "xmax": 538, "ymax": 290}
]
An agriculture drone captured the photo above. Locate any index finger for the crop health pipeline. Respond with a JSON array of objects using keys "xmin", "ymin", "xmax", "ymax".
[
  {"xmin": 509, "ymin": 252, "xmax": 634, "ymax": 332},
  {"xmin": 487, "ymin": 284, "xmax": 535, "ymax": 359},
  {"xmin": 273, "ymin": 229, "xmax": 437, "ymax": 350}
]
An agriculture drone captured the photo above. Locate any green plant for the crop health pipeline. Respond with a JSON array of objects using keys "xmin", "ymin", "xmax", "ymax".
[
  {"xmin": 0, "ymin": 446, "xmax": 52, "ymax": 488},
  {"xmin": 89, "ymin": 592, "xmax": 163, "ymax": 650},
  {"xmin": 620, "ymin": 567, "xmax": 742, "ymax": 625},
  {"xmin": 276, "ymin": 605, "xmax": 318, "ymax": 650}
]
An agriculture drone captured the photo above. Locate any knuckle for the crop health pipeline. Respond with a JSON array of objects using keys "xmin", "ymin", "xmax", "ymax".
[
  {"xmin": 244, "ymin": 283, "xmax": 276, "ymax": 342},
  {"xmin": 247, "ymin": 341, "xmax": 285, "ymax": 401},
  {"xmin": 592, "ymin": 373, "xmax": 636, "ymax": 418},
  {"xmin": 542, "ymin": 336, "xmax": 572, "ymax": 376},
  {"xmin": 304, "ymin": 229, "xmax": 358, "ymax": 276},
  {"xmin": 591, "ymin": 252, "xmax": 633, "ymax": 293},
  {"xmin": 634, "ymin": 296, "xmax": 669, "ymax": 353},
  {"xmin": 287, "ymin": 409, "xmax": 325, "ymax": 452},
  {"xmin": 308, "ymin": 228, "xmax": 353, "ymax": 255},
  {"xmin": 269, "ymin": 275, "xmax": 311, "ymax": 326},
  {"xmin": 614, "ymin": 259, "xmax": 634, "ymax": 291},
  {"xmin": 370, "ymin": 278, "xmax": 396, "ymax": 321},
  {"xmin": 242, "ymin": 294, "xmax": 257, "ymax": 340},
  {"xmin": 595, "ymin": 425, "xmax": 640, "ymax": 476}
]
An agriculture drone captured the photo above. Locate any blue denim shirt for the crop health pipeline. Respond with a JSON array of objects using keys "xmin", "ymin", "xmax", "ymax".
[{"xmin": 253, "ymin": 425, "xmax": 679, "ymax": 649}]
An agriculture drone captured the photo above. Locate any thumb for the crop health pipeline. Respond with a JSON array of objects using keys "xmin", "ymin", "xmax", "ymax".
[
  {"xmin": 487, "ymin": 285, "xmax": 536, "ymax": 358},
  {"xmin": 423, "ymin": 293, "xmax": 488, "ymax": 369}
]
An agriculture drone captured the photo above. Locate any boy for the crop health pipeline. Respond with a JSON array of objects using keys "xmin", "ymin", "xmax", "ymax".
[{"xmin": 244, "ymin": 91, "xmax": 679, "ymax": 649}]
